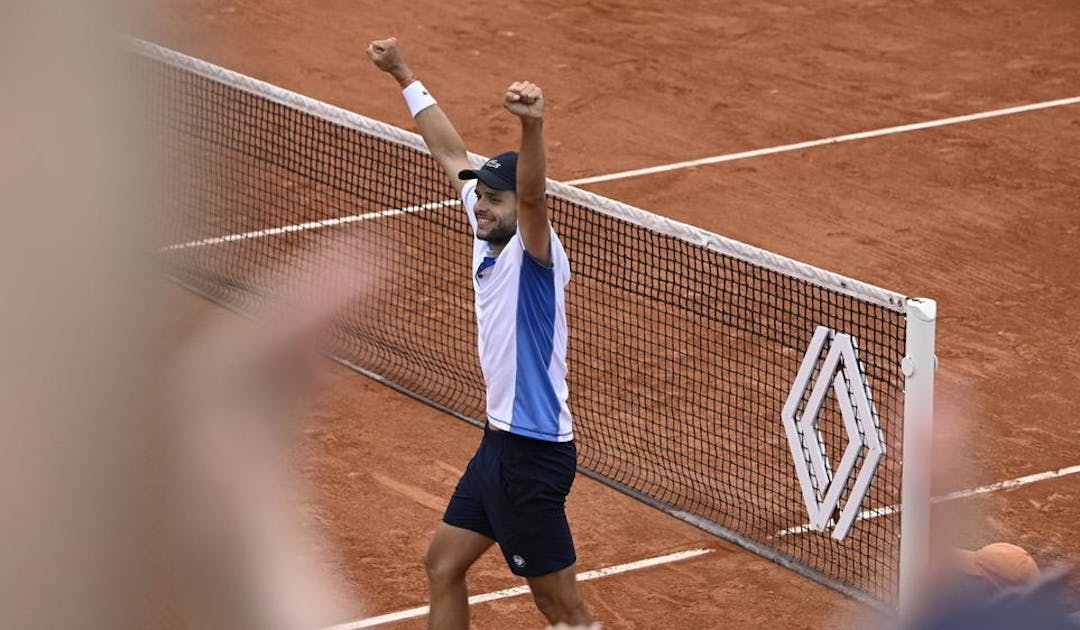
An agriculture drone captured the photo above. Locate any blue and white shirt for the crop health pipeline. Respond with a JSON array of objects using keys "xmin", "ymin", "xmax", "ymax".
[{"xmin": 462, "ymin": 179, "xmax": 573, "ymax": 442}]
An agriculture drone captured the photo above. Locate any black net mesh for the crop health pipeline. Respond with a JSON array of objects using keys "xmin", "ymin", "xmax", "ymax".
[{"xmin": 140, "ymin": 45, "xmax": 908, "ymax": 603}]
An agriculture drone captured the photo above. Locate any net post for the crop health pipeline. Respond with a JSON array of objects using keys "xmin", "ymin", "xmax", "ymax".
[{"xmin": 899, "ymin": 297, "xmax": 937, "ymax": 616}]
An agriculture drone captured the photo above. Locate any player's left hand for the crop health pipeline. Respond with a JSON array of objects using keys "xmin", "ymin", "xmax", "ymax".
[{"xmin": 504, "ymin": 81, "xmax": 544, "ymax": 120}]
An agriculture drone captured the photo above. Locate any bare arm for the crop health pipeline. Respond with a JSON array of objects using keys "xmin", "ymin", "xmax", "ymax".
[
  {"xmin": 504, "ymin": 81, "xmax": 551, "ymax": 264},
  {"xmin": 366, "ymin": 38, "xmax": 471, "ymax": 194}
]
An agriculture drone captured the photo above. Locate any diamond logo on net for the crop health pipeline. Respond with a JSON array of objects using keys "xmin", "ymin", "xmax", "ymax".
[{"xmin": 781, "ymin": 326, "xmax": 886, "ymax": 541}]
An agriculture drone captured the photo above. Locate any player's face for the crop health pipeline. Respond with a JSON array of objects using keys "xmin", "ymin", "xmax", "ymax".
[{"xmin": 473, "ymin": 181, "xmax": 518, "ymax": 245}]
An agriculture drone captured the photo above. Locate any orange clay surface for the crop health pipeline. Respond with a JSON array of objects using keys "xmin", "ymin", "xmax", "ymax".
[{"xmin": 142, "ymin": 1, "xmax": 1080, "ymax": 627}]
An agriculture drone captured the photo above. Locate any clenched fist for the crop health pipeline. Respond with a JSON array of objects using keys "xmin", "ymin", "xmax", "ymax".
[
  {"xmin": 366, "ymin": 37, "xmax": 412, "ymax": 84},
  {"xmin": 504, "ymin": 81, "xmax": 544, "ymax": 120}
]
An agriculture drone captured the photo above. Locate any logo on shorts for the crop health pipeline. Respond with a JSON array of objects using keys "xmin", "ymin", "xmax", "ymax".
[
  {"xmin": 485, "ymin": 159, "xmax": 502, "ymax": 169},
  {"xmin": 781, "ymin": 326, "xmax": 885, "ymax": 541},
  {"xmin": 512, "ymin": 554, "xmax": 526, "ymax": 568}
]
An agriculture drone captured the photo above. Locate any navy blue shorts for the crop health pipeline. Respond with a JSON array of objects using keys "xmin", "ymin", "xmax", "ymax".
[{"xmin": 443, "ymin": 425, "xmax": 577, "ymax": 577}]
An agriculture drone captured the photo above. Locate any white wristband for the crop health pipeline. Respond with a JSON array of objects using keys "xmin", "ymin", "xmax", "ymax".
[{"xmin": 403, "ymin": 80, "xmax": 437, "ymax": 117}]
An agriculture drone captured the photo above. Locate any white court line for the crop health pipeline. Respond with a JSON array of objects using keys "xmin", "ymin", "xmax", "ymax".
[
  {"xmin": 158, "ymin": 198, "xmax": 462, "ymax": 252},
  {"xmin": 564, "ymin": 95, "xmax": 1080, "ymax": 186},
  {"xmin": 776, "ymin": 463, "xmax": 1080, "ymax": 537},
  {"xmin": 326, "ymin": 548, "xmax": 714, "ymax": 629},
  {"xmin": 160, "ymin": 96, "xmax": 1079, "ymax": 251}
]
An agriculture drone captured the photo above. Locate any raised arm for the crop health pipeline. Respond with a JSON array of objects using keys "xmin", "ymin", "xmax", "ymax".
[
  {"xmin": 503, "ymin": 81, "xmax": 551, "ymax": 264},
  {"xmin": 366, "ymin": 37, "xmax": 471, "ymax": 194}
]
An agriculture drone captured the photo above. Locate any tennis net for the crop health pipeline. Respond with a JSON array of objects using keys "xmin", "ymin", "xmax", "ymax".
[{"xmin": 135, "ymin": 40, "xmax": 935, "ymax": 606}]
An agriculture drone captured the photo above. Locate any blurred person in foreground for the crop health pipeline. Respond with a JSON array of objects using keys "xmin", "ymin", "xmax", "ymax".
[
  {"xmin": 901, "ymin": 542, "xmax": 1077, "ymax": 630},
  {"xmin": 368, "ymin": 37, "xmax": 593, "ymax": 629},
  {"xmin": 953, "ymin": 542, "xmax": 1041, "ymax": 596},
  {"xmin": 1, "ymin": 1, "xmax": 158, "ymax": 629},
  {"xmin": 168, "ymin": 242, "xmax": 375, "ymax": 630}
]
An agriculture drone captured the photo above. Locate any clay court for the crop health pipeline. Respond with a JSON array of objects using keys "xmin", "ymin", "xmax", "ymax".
[{"xmin": 140, "ymin": 1, "xmax": 1080, "ymax": 627}]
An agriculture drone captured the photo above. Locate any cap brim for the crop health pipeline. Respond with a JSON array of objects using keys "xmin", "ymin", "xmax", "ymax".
[{"xmin": 458, "ymin": 168, "xmax": 514, "ymax": 191}]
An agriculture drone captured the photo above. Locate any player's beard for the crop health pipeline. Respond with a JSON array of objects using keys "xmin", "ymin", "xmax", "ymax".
[{"xmin": 479, "ymin": 222, "xmax": 517, "ymax": 247}]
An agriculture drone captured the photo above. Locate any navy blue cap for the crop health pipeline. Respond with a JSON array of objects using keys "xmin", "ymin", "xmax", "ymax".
[{"xmin": 458, "ymin": 151, "xmax": 518, "ymax": 191}]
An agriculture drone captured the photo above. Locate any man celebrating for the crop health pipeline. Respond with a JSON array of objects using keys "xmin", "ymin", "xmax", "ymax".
[{"xmin": 367, "ymin": 38, "xmax": 593, "ymax": 629}]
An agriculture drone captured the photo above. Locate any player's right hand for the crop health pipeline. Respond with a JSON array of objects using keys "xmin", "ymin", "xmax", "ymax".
[{"xmin": 366, "ymin": 37, "xmax": 407, "ymax": 75}]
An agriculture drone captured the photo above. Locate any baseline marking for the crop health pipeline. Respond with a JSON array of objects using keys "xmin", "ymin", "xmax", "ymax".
[
  {"xmin": 326, "ymin": 548, "xmax": 714, "ymax": 629},
  {"xmin": 565, "ymin": 96, "xmax": 1080, "ymax": 186},
  {"xmin": 159, "ymin": 96, "xmax": 1079, "ymax": 251},
  {"xmin": 776, "ymin": 463, "xmax": 1080, "ymax": 537},
  {"xmin": 158, "ymin": 198, "xmax": 462, "ymax": 252}
]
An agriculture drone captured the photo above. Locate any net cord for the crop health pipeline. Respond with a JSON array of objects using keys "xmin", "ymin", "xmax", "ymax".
[{"xmin": 129, "ymin": 38, "xmax": 907, "ymax": 312}]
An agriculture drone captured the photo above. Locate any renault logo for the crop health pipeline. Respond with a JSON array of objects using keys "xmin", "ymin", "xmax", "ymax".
[{"xmin": 781, "ymin": 326, "xmax": 885, "ymax": 541}]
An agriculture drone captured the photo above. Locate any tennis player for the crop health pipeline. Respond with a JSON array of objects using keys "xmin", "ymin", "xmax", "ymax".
[{"xmin": 367, "ymin": 38, "xmax": 593, "ymax": 629}]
